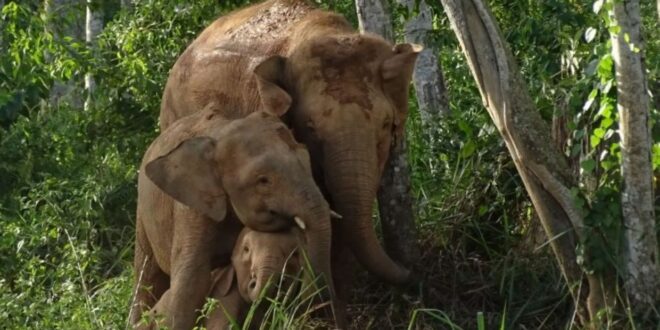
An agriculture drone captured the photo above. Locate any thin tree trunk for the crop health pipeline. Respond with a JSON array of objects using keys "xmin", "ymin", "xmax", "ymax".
[
  {"xmin": 439, "ymin": 0, "xmax": 616, "ymax": 324},
  {"xmin": 355, "ymin": 0, "xmax": 420, "ymax": 268},
  {"xmin": 121, "ymin": 0, "xmax": 133, "ymax": 10},
  {"xmin": 84, "ymin": 0, "xmax": 103, "ymax": 111},
  {"xmin": 44, "ymin": 0, "xmax": 82, "ymax": 108},
  {"xmin": 610, "ymin": 0, "xmax": 659, "ymax": 311},
  {"xmin": 396, "ymin": 0, "xmax": 450, "ymax": 119}
]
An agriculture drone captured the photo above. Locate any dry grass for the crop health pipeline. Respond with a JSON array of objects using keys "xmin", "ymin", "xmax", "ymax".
[{"xmin": 345, "ymin": 233, "xmax": 571, "ymax": 329}]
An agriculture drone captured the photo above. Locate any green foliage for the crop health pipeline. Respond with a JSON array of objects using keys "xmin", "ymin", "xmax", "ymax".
[
  {"xmin": 0, "ymin": 0, "xmax": 246, "ymax": 327},
  {"xmin": 0, "ymin": 2, "xmax": 75, "ymax": 126},
  {"xmin": 0, "ymin": 0, "xmax": 657, "ymax": 328}
]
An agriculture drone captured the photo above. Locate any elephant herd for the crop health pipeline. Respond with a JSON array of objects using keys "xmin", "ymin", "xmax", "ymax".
[{"xmin": 130, "ymin": 1, "xmax": 420, "ymax": 329}]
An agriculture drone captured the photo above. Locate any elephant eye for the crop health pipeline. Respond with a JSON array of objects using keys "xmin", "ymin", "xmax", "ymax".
[
  {"xmin": 382, "ymin": 119, "xmax": 392, "ymax": 130},
  {"xmin": 256, "ymin": 175, "xmax": 271, "ymax": 186},
  {"xmin": 243, "ymin": 245, "xmax": 249, "ymax": 253}
]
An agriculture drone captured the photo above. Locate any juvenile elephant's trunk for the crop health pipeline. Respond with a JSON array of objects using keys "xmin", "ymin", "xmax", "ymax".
[
  {"xmin": 324, "ymin": 130, "xmax": 410, "ymax": 285},
  {"xmin": 291, "ymin": 190, "xmax": 343, "ymax": 325}
]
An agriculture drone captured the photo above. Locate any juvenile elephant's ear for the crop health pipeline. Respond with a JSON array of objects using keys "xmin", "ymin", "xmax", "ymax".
[
  {"xmin": 381, "ymin": 43, "xmax": 423, "ymax": 139},
  {"xmin": 145, "ymin": 136, "xmax": 227, "ymax": 222},
  {"xmin": 209, "ymin": 266, "xmax": 236, "ymax": 297},
  {"xmin": 253, "ymin": 56, "xmax": 292, "ymax": 117}
]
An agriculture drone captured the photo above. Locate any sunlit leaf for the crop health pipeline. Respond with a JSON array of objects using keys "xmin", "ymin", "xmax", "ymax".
[
  {"xmin": 583, "ymin": 89, "xmax": 598, "ymax": 110},
  {"xmin": 585, "ymin": 27, "xmax": 597, "ymax": 43},
  {"xmin": 593, "ymin": 0, "xmax": 604, "ymax": 14}
]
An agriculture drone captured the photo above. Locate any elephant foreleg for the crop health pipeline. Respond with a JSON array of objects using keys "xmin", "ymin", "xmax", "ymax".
[
  {"xmin": 130, "ymin": 223, "xmax": 169, "ymax": 327},
  {"xmin": 164, "ymin": 213, "xmax": 215, "ymax": 330}
]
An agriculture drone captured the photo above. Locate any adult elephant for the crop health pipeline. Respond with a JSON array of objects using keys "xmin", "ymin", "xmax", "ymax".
[{"xmin": 160, "ymin": 0, "xmax": 419, "ymax": 297}]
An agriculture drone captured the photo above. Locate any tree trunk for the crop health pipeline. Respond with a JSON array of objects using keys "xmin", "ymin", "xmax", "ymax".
[
  {"xmin": 439, "ymin": 0, "xmax": 616, "ymax": 325},
  {"xmin": 396, "ymin": 0, "xmax": 450, "ymax": 119},
  {"xmin": 355, "ymin": 0, "xmax": 394, "ymax": 41},
  {"xmin": 610, "ymin": 0, "xmax": 659, "ymax": 311},
  {"xmin": 121, "ymin": 0, "xmax": 133, "ymax": 10},
  {"xmin": 355, "ymin": 0, "xmax": 420, "ymax": 268},
  {"xmin": 44, "ymin": 0, "xmax": 83, "ymax": 108},
  {"xmin": 84, "ymin": 0, "xmax": 103, "ymax": 111}
]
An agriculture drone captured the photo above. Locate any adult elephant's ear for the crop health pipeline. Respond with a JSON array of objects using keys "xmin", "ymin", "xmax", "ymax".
[
  {"xmin": 381, "ymin": 43, "xmax": 422, "ymax": 139},
  {"xmin": 253, "ymin": 56, "xmax": 292, "ymax": 117},
  {"xmin": 145, "ymin": 136, "xmax": 227, "ymax": 222}
]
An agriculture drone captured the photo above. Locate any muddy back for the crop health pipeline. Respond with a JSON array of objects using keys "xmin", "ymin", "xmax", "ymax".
[{"xmin": 160, "ymin": 0, "xmax": 320, "ymax": 129}]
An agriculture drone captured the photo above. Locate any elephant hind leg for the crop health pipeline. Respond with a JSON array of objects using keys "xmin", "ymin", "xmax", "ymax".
[{"xmin": 130, "ymin": 226, "xmax": 169, "ymax": 327}]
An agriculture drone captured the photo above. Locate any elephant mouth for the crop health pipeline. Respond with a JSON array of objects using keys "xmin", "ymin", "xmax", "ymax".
[{"xmin": 268, "ymin": 210, "xmax": 309, "ymax": 231}]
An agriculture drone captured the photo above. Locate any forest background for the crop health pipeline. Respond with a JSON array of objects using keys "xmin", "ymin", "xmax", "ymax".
[{"xmin": 0, "ymin": 0, "xmax": 657, "ymax": 328}]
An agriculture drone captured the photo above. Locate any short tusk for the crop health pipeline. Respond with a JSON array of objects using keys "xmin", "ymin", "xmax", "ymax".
[
  {"xmin": 330, "ymin": 210, "xmax": 343, "ymax": 220},
  {"xmin": 294, "ymin": 216, "xmax": 306, "ymax": 230}
]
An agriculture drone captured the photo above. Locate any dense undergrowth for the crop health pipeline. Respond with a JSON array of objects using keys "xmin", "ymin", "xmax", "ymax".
[{"xmin": 0, "ymin": 0, "xmax": 657, "ymax": 328}]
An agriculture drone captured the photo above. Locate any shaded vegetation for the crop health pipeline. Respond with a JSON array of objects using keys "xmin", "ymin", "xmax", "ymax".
[{"xmin": 0, "ymin": 0, "xmax": 657, "ymax": 328}]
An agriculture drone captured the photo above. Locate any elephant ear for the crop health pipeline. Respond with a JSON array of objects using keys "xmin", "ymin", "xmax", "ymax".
[
  {"xmin": 209, "ymin": 266, "xmax": 236, "ymax": 297},
  {"xmin": 381, "ymin": 43, "xmax": 423, "ymax": 139},
  {"xmin": 253, "ymin": 56, "xmax": 292, "ymax": 117},
  {"xmin": 145, "ymin": 136, "xmax": 227, "ymax": 222}
]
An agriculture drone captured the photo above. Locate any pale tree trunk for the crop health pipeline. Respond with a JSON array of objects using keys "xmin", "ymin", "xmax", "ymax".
[
  {"xmin": 355, "ymin": 0, "xmax": 420, "ymax": 268},
  {"xmin": 84, "ymin": 0, "xmax": 103, "ymax": 111},
  {"xmin": 439, "ymin": 0, "xmax": 616, "ymax": 325},
  {"xmin": 121, "ymin": 0, "xmax": 133, "ymax": 10},
  {"xmin": 396, "ymin": 0, "xmax": 449, "ymax": 119},
  {"xmin": 355, "ymin": 0, "xmax": 394, "ymax": 41},
  {"xmin": 609, "ymin": 0, "xmax": 659, "ymax": 311},
  {"xmin": 44, "ymin": 0, "xmax": 83, "ymax": 108}
]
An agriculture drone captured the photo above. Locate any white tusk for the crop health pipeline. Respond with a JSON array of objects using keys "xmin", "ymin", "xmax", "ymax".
[
  {"xmin": 330, "ymin": 210, "xmax": 343, "ymax": 219},
  {"xmin": 294, "ymin": 216, "xmax": 306, "ymax": 230}
]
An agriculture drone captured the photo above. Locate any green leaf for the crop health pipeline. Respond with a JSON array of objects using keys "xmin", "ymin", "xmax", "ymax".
[
  {"xmin": 460, "ymin": 140, "xmax": 476, "ymax": 158},
  {"xmin": 585, "ymin": 27, "xmax": 597, "ymax": 43},
  {"xmin": 608, "ymin": 25, "xmax": 621, "ymax": 35},
  {"xmin": 571, "ymin": 144, "xmax": 582, "ymax": 157},
  {"xmin": 591, "ymin": 135, "xmax": 601, "ymax": 148},
  {"xmin": 583, "ymin": 89, "xmax": 598, "ymax": 111},
  {"xmin": 601, "ymin": 80, "xmax": 613, "ymax": 94},
  {"xmin": 581, "ymin": 159, "xmax": 597, "ymax": 174},
  {"xmin": 652, "ymin": 144, "xmax": 660, "ymax": 169},
  {"xmin": 598, "ymin": 55, "xmax": 613, "ymax": 78},
  {"xmin": 601, "ymin": 117, "xmax": 614, "ymax": 129},
  {"xmin": 593, "ymin": 128, "xmax": 605, "ymax": 138},
  {"xmin": 586, "ymin": 59, "xmax": 599, "ymax": 76}
]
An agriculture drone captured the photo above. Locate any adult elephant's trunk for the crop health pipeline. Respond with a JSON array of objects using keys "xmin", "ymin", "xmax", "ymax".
[{"xmin": 324, "ymin": 130, "xmax": 410, "ymax": 284}]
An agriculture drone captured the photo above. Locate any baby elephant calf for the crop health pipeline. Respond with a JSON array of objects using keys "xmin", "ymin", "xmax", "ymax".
[{"xmin": 144, "ymin": 227, "xmax": 305, "ymax": 330}]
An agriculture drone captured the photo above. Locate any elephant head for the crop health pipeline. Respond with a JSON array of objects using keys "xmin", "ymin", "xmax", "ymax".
[
  {"xmin": 144, "ymin": 108, "xmax": 337, "ymax": 313},
  {"xmin": 230, "ymin": 227, "xmax": 305, "ymax": 302},
  {"xmin": 253, "ymin": 35, "xmax": 420, "ymax": 284}
]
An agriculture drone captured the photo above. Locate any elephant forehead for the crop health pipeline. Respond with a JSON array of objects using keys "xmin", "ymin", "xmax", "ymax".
[{"xmin": 305, "ymin": 36, "xmax": 391, "ymax": 111}]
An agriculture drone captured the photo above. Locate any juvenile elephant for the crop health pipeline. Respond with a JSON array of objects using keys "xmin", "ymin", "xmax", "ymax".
[
  {"xmin": 160, "ymin": 0, "xmax": 421, "ymax": 316},
  {"xmin": 159, "ymin": 0, "xmax": 420, "ymax": 312},
  {"xmin": 132, "ymin": 104, "xmax": 336, "ymax": 329},
  {"xmin": 142, "ymin": 227, "xmax": 306, "ymax": 330}
]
